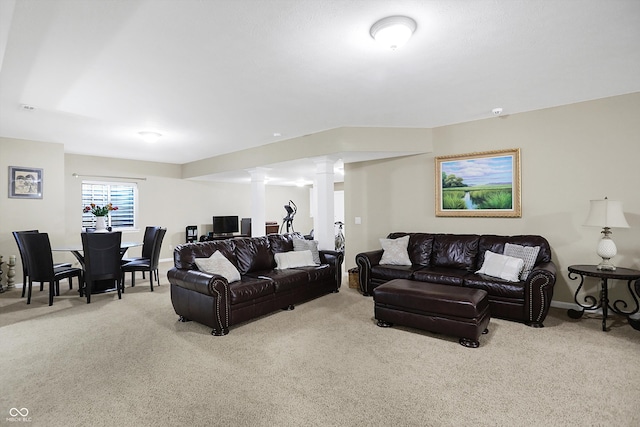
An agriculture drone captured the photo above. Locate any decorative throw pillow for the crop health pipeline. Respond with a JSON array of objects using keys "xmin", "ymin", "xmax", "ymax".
[
  {"xmin": 503, "ymin": 243, "xmax": 541, "ymax": 280},
  {"xmin": 274, "ymin": 250, "xmax": 316, "ymax": 269},
  {"xmin": 379, "ymin": 235, "xmax": 411, "ymax": 266},
  {"xmin": 194, "ymin": 251, "xmax": 241, "ymax": 283},
  {"xmin": 293, "ymin": 238, "xmax": 321, "ymax": 264},
  {"xmin": 476, "ymin": 250, "xmax": 524, "ymax": 282}
]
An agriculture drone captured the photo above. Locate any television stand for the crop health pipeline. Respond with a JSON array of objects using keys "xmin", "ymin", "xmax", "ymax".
[{"xmin": 202, "ymin": 233, "xmax": 249, "ymax": 241}]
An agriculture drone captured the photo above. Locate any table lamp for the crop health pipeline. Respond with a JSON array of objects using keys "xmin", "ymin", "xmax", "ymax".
[{"xmin": 583, "ymin": 197, "xmax": 629, "ymax": 270}]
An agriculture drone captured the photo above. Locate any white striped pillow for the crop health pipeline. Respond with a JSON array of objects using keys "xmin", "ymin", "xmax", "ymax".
[{"xmin": 504, "ymin": 243, "xmax": 541, "ymax": 280}]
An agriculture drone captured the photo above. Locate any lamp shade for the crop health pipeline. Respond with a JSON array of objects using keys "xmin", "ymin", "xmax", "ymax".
[{"xmin": 584, "ymin": 198, "xmax": 629, "ymax": 228}]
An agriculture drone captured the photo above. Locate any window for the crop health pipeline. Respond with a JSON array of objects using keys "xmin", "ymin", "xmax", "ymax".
[{"xmin": 81, "ymin": 181, "xmax": 137, "ymax": 230}]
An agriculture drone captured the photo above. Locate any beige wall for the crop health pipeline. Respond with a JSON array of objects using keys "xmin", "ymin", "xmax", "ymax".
[
  {"xmin": 1, "ymin": 141, "xmax": 311, "ymax": 280},
  {"xmin": 345, "ymin": 93, "xmax": 640, "ymax": 304},
  {"xmin": 2, "ymin": 93, "xmax": 638, "ymax": 304}
]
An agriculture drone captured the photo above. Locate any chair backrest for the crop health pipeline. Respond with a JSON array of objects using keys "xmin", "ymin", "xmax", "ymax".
[
  {"xmin": 149, "ymin": 228, "xmax": 167, "ymax": 269},
  {"xmin": 20, "ymin": 232, "xmax": 55, "ymax": 282},
  {"xmin": 141, "ymin": 226, "xmax": 161, "ymax": 258},
  {"xmin": 12, "ymin": 230, "xmax": 39, "ymax": 275},
  {"xmin": 81, "ymin": 232, "xmax": 123, "ymax": 282}
]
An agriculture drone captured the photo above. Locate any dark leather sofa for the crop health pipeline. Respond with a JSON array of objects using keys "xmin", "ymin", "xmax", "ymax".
[
  {"xmin": 168, "ymin": 233, "xmax": 344, "ymax": 335},
  {"xmin": 356, "ymin": 233, "xmax": 557, "ymax": 327}
]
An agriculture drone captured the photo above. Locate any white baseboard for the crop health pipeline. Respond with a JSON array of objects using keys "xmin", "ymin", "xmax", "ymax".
[{"xmin": 550, "ymin": 300, "xmax": 640, "ymax": 320}]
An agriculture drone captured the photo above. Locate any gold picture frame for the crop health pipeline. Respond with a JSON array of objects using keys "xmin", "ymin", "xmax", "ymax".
[
  {"xmin": 435, "ymin": 149, "xmax": 521, "ymax": 217},
  {"xmin": 8, "ymin": 166, "xmax": 43, "ymax": 199}
]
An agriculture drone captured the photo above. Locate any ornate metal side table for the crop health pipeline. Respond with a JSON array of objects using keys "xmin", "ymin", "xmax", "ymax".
[{"xmin": 567, "ymin": 265, "xmax": 640, "ymax": 331}]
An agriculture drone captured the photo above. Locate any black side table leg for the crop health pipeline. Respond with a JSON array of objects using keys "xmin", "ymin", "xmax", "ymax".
[{"xmin": 601, "ymin": 279, "xmax": 608, "ymax": 332}]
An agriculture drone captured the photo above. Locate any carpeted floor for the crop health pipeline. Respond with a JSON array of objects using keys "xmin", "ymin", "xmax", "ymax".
[{"xmin": 1, "ymin": 262, "xmax": 639, "ymax": 427}]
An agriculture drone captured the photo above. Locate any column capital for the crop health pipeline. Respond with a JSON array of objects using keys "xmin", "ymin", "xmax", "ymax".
[
  {"xmin": 312, "ymin": 156, "xmax": 339, "ymax": 174},
  {"xmin": 246, "ymin": 167, "xmax": 269, "ymax": 181}
]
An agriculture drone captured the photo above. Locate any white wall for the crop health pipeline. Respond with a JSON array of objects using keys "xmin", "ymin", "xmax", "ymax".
[
  {"xmin": 2, "ymin": 93, "xmax": 638, "ymax": 302},
  {"xmin": 0, "ymin": 141, "xmax": 311, "ymax": 282}
]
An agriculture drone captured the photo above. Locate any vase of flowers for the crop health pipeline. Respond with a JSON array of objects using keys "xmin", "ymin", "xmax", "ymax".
[{"xmin": 83, "ymin": 203, "xmax": 118, "ymax": 232}]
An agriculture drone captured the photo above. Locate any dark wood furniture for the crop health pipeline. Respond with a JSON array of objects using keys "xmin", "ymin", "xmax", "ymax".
[
  {"xmin": 81, "ymin": 232, "xmax": 123, "ymax": 303},
  {"xmin": 21, "ymin": 233, "xmax": 83, "ymax": 306},
  {"xmin": 186, "ymin": 225, "xmax": 198, "ymax": 243},
  {"xmin": 122, "ymin": 228, "xmax": 166, "ymax": 291},
  {"xmin": 373, "ymin": 279, "xmax": 491, "ymax": 348},
  {"xmin": 567, "ymin": 264, "xmax": 640, "ymax": 331},
  {"xmin": 13, "ymin": 230, "xmax": 71, "ymax": 297},
  {"xmin": 52, "ymin": 240, "xmax": 141, "ymax": 293}
]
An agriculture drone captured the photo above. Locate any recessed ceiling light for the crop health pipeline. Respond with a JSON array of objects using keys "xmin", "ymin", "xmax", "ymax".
[
  {"xmin": 138, "ymin": 131, "xmax": 162, "ymax": 143},
  {"xmin": 273, "ymin": 132, "xmax": 282, "ymax": 137},
  {"xmin": 492, "ymin": 108, "xmax": 503, "ymax": 116},
  {"xmin": 370, "ymin": 16, "xmax": 417, "ymax": 49},
  {"xmin": 21, "ymin": 104, "xmax": 36, "ymax": 111}
]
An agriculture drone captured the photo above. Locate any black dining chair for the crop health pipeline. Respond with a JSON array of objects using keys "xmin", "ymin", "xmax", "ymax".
[
  {"xmin": 21, "ymin": 233, "xmax": 83, "ymax": 306},
  {"xmin": 122, "ymin": 228, "xmax": 166, "ymax": 292},
  {"xmin": 81, "ymin": 231, "xmax": 123, "ymax": 304},
  {"xmin": 13, "ymin": 230, "xmax": 72, "ymax": 298},
  {"xmin": 121, "ymin": 226, "xmax": 161, "ymax": 278}
]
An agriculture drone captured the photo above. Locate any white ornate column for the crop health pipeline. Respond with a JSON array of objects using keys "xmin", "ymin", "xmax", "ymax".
[
  {"xmin": 313, "ymin": 157, "xmax": 337, "ymax": 251},
  {"xmin": 247, "ymin": 168, "xmax": 268, "ymax": 237}
]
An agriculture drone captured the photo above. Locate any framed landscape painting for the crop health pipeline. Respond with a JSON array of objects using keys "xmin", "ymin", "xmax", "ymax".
[
  {"xmin": 435, "ymin": 149, "xmax": 521, "ymax": 217},
  {"xmin": 8, "ymin": 166, "xmax": 43, "ymax": 199}
]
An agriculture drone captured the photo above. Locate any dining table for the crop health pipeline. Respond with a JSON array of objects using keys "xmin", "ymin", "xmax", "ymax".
[{"xmin": 53, "ymin": 241, "xmax": 142, "ymax": 293}]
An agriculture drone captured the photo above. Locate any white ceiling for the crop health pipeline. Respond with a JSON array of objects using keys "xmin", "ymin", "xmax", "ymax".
[{"xmin": 1, "ymin": 0, "xmax": 639, "ymax": 184}]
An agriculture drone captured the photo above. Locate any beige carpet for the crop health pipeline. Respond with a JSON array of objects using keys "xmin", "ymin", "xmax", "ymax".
[{"xmin": 1, "ymin": 262, "xmax": 639, "ymax": 427}]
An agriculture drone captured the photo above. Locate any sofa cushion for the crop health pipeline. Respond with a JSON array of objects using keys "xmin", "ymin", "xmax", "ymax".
[
  {"xmin": 292, "ymin": 264, "xmax": 333, "ymax": 283},
  {"xmin": 174, "ymin": 239, "xmax": 237, "ymax": 270},
  {"xmin": 228, "ymin": 277, "xmax": 274, "ymax": 305},
  {"xmin": 463, "ymin": 274, "xmax": 525, "ymax": 299},
  {"xmin": 407, "ymin": 233, "xmax": 435, "ymax": 266},
  {"xmin": 379, "ymin": 235, "xmax": 411, "ymax": 266},
  {"xmin": 477, "ymin": 235, "xmax": 551, "ymax": 267},
  {"xmin": 268, "ymin": 233, "xmax": 298, "ymax": 254},
  {"xmin": 371, "ymin": 264, "xmax": 420, "ymax": 282},
  {"xmin": 247, "ymin": 269, "xmax": 310, "ymax": 293},
  {"xmin": 387, "ymin": 233, "xmax": 435, "ymax": 266},
  {"xmin": 194, "ymin": 250, "xmax": 241, "ymax": 283},
  {"xmin": 432, "ymin": 234, "xmax": 480, "ymax": 270},
  {"xmin": 412, "ymin": 267, "xmax": 468, "ymax": 286},
  {"xmin": 476, "ymin": 250, "xmax": 524, "ymax": 282},
  {"xmin": 274, "ymin": 250, "xmax": 316, "ymax": 269},
  {"xmin": 293, "ymin": 238, "xmax": 321, "ymax": 264},
  {"xmin": 504, "ymin": 243, "xmax": 541, "ymax": 280},
  {"xmin": 234, "ymin": 236, "xmax": 273, "ymax": 274}
]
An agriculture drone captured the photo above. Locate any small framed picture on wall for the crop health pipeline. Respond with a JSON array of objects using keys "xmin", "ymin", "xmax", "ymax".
[{"xmin": 8, "ymin": 166, "xmax": 43, "ymax": 199}]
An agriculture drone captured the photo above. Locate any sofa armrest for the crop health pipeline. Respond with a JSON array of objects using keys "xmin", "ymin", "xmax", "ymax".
[
  {"xmin": 167, "ymin": 267, "xmax": 231, "ymax": 334},
  {"xmin": 355, "ymin": 250, "xmax": 384, "ymax": 296},
  {"xmin": 320, "ymin": 250, "xmax": 345, "ymax": 289},
  {"xmin": 168, "ymin": 268, "xmax": 229, "ymax": 296},
  {"xmin": 523, "ymin": 261, "xmax": 557, "ymax": 327}
]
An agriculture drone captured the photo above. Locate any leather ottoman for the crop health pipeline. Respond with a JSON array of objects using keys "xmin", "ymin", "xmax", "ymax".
[{"xmin": 373, "ymin": 279, "xmax": 491, "ymax": 348}]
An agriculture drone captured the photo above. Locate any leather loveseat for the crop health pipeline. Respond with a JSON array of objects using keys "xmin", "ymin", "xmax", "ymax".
[
  {"xmin": 356, "ymin": 233, "xmax": 556, "ymax": 327},
  {"xmin": 168, "ymin": 233, "xmax": 344, "ymax": 335}
]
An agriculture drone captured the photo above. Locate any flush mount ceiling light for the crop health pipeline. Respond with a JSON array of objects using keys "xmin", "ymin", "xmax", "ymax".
[
  {"xmin": 138, "ymin": 131, "xmax": 162, "ymax": 143},
  {"xmin": 370, "ymin": 15, "xmax": 417, "ymax": 49}
]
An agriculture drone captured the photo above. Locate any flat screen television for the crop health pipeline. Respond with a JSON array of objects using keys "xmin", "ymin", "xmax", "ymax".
[{"xmin": 212, "ymin": 215, "xmax": 239, "ymax": 235}]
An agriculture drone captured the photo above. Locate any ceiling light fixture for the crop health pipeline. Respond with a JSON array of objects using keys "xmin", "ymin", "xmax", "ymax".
[
  {"xmin": 370, "ymin": 16, "xmax": 417, "ymax": 49},
  {"xmin": 138, "ymin": 131, "xmax": 162, "ymax": 143}
]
